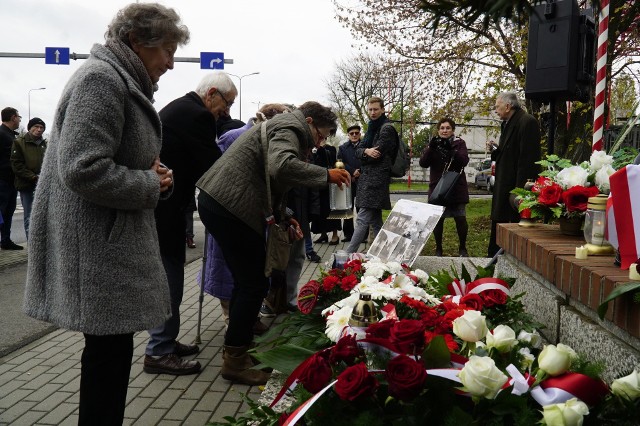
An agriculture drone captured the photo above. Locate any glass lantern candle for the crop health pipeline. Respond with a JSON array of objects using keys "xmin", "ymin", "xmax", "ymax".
[
  {"xmin": 328, "ymin": 160, "xmax": 353, "ymax": 219},
  {"xmin": 583, "ymin": 194, "xmax": 614, "ymax": 255}
]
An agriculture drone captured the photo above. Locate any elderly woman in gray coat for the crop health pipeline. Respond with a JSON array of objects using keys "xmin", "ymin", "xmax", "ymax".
[
  {"xmin": 22, "ymin": 4, "xmax": 189, "ymax": 424},
  {"xmin": 197, "ymin": 102, "xmax": 350, "ymax": 385}
]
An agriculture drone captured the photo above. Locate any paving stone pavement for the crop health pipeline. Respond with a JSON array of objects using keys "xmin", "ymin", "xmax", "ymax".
[{"xmin": 0, "ymin": 233, "xmax": 363, "ymax": 426}]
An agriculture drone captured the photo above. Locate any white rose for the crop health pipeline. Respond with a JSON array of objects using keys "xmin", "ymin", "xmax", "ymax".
[
  {"xmin": 453, "ymin": 310, "xmax": 488, "ymax": 342},
  {"xmin": 611, "ymin": 369, "xmax": 640, "ymax": 400},
  {"xmin": 589, "ymin": 150, "xmax": 613, "ymax": 172},
  {"xmin": 594, "ymin": 165, "xmax": 615, "ymax": 193},
  {"xmin": 538, "ymin": 344, "xmax": 577, "ymax": 376},
  {"xmin": 486, "ymin": 325, "xmax": 517, "ymax": 353},
  {"xmin": 519, "ymin": 347, "xmax": 535, "ymax": 370},
  {"xmin": 458, "ymin": 355, "xmax": 508, "ymax": 399},
  {"xmin": 556, "ymin": 166, "xmax": 589, "ymax": 189},
  {"xmin": 541, "ymin": 398, "xmax": 589, "ymax": 426},
  {"xmin": 518, "ymin": 330, "xmax": 542, "ymax": 348}
]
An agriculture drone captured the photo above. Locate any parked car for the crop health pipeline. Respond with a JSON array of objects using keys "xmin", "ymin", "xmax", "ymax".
[{"xmin": 474, "ymin": 158, "xmax": 495, "ymax": 192}]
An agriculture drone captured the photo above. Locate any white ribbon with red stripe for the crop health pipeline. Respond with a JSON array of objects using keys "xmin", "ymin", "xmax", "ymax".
[{"xmin": 444, "ymin": 277, "xmax": 511, "ymax": 304}]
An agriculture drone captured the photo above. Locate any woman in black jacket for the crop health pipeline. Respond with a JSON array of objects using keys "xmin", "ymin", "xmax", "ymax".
[{"xmin": 419, "ymin": 118, "xmax": 470, "ymax": 257}]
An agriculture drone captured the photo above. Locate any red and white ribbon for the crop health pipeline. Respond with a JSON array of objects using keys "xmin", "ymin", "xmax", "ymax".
[
  {"xmin": 444, "ymin": 277, "xmax": 511, "ymax": 304},
  {"xmin": 282, "ymin": 379, "xmax": 338, "ymax": 426},
  {"xmin": 530, "ymin": 372, "xmax": 609, "ymax": 407},
  {"xmin": 592, "ymin": 0, "xmax": 610, "ymax": 152}
]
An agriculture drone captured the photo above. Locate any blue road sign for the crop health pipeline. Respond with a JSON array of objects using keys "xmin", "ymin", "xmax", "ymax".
[
  {"xmin": 200, "ymin": 52, "xmax": 224, "ymax": 70},
  {"xmin": 45, "ymin": 47, "xmax": 70, "ymax": 65}
]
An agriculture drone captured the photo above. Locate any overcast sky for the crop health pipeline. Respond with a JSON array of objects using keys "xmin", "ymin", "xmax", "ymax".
[{"xmin": 1, "ymin": 0, "xmax": 359, "ymax": 132}]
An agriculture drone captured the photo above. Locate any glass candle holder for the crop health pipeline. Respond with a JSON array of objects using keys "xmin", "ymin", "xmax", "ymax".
[{"xmin": 583, "ymin": 194, "xmax": 614, "ymax": 255}]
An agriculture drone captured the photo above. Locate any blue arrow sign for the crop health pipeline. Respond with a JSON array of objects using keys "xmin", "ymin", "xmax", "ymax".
[
  {"xmin": 200, "ymin": 52, "xmax": 224, "ymax": 70},
  {"xmin": 45, "ymin": 47, "xmax": 70, "ymax": 65}
]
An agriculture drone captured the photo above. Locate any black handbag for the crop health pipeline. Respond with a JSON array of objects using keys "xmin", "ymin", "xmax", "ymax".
[{"xmin": 429, "ymin": 159, "xmax": 462, "ymax": 206}]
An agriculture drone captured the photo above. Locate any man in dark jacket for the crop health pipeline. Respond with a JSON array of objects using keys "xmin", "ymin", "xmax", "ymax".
[
  {"xmin": 11, "ymin": 117, "xmax": 47, "ymax": 239},
  {"xmin": 144, "ymin": 72, "xmax": 237, "ymax": 375},
  {"xmin": 0, "ymin": 107, "xmax": 22, "ymax": 250},
  {"xmin": 338, "ymin": 124, "xmax": 362, "ymax": 242},
  {"xmin": 487, "ymin": 92, "xmax": 541, "ymax": 257},
  {"xmin": 346, "ymin": 97, "xmax": 398, "ymax": 254}
]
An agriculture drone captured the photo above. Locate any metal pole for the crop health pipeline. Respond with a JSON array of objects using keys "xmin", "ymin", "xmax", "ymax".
[
  {"xmin": 227, "ymin": 72, "xmax": 260, "ymax": 120},
  {"xmin": 28, "ymin": 87, "xmax": 46, "ymax": 120},
  {"xmin": 195, "ymin": 229, "xmax": 209, "ymax": 345}
]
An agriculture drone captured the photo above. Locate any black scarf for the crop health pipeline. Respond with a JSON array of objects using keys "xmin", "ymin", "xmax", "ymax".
[
  {"xmin": 362, "ymin": 114, "xmax": 387, "ymax": 147},
  {"xmin": 105, "ymin": 38, "xmax": 156, "ymax": 101}
]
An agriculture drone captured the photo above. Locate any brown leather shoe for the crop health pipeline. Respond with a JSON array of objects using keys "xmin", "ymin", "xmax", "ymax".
[
  {"xmin": 174, "ymin": 341, "xmax": 199, "ymax": 357},
  {"xmin": 143, "ymin": 354, "xmax": 201, "ymax": 375},
  {"xmin": 186, "ymin": 237, "xmax": 196, "ymax": 249}
]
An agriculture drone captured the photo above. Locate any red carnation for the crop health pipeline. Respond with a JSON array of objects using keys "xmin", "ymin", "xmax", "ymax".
[
  {"xmin": 340, "ymin": 274, "xmax": 359, "ymax": 291},
  {"xmin": 385, "ymin": 355, "xmax": 427, "ymax": 401},
  {"xmin": 562, "ymin": 185, "xmax": 600, "ymax": 213},
  {"xmin": 537, "ymin": 182, "xmax": 563, "ymax": 206},
  {"xmin": 334, "ymin": 362, "xmax": 378, "ymax": 401},
  {"xmin": 322, "ymin": 275, "xmax": 340, "ymax": 292}
]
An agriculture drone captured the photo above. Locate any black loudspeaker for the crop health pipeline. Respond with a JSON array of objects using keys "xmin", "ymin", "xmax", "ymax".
[{"xmin": 525, "ymin": 0, "xmax": 595, "ymax": 102}]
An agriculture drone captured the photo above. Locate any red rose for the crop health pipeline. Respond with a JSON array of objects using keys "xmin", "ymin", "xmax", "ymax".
[
  {"xmin": 459, "ymin": 294, "xmax": 484, "ymax": 311},
  {"xmin": 340, "ymin": 274, "xmax": 359, "ymax": 291},
  {"xmin": 329, "ymin": 335, "xmax": 363, "ymax": 365},
  {"xmin": 366, "ymin": 319, "xmax": 396, "ymax": 339},
  {"xmin": 390, "ymin": 319, "xmax": 426, "ymax": 354},
  {"xmin": 537, "ymin": 182, "xmax": 563, "ymax": 206},
  {"xmin": 334, "ymin": 362, "xmax": 378, "ymax": 401},
  {"xmin": 385, "ymin": 354, "xmax": 427, "ymax": 401},
  {"xmin": 420, "ymin": 306, "xmax": 441, "ymax": 328},
  {"xmin": 481, "ymin": 289, "xmax": 508, "ymax": 308},
  {"xmin": 298, "ymin": 353, "xmax": 333, "ymax": 394},
  {"xmin": 562, "ymin": 185, "xmax": 600, "ymax": 213}
]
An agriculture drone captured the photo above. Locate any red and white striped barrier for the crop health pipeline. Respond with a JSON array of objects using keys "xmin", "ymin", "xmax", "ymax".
[{"xmin": 592, "ymin": 0, "xmax": 610, "ymax": 152}]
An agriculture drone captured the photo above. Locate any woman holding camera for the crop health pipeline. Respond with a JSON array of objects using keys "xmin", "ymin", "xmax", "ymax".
[{"xmin": 419, "ymin": 118, "xmax": 470, "ymax": 257}]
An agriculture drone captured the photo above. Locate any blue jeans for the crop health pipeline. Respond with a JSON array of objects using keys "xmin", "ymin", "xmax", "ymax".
[
  {"xmin": 0, "ymin": 180, "xmax": 17, "ymax": 245},
  {"xmin": 346, "ymin": 207, "xmax": 383, "ymax": 253},
  {"xmin": 19, "ymin": 190, "xmax": 34, "ymax": 240}
]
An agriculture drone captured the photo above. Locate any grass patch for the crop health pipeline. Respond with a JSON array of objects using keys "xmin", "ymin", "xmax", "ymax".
[
  {"xmin": 382, "ymin": 198, "xmax": 492, "ymax": 258},
  {"xmin": 389, "ymin": 181, "xmax": 429, "ymax": 192}
]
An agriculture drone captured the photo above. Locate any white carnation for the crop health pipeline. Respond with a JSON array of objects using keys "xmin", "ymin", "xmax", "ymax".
[{"xmin": 589, "ymin": 150, "xmax": 614, "ymax": 172}]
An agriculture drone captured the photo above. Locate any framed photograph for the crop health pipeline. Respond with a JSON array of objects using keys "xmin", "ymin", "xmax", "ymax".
[{"xmin": 367, "ymin": 199, "xmax": 444, "ymax": 265}]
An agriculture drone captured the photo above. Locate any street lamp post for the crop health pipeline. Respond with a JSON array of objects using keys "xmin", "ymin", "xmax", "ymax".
[
  {"xmin": 227, "ymin": 72, "xmax": 259, "ymax": 120},
  {"xmin": 28, "ymin": 87, "xmax": 46, "ymax": 120}
]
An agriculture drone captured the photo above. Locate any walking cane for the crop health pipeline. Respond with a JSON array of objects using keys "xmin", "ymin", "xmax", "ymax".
[
  {"xmin": 195, "ymin": 229, "xmax": 209, "ymax": 345},
  {"xmin": 485, "ymin": 248, "xmax": 504, "ymax": 268}
]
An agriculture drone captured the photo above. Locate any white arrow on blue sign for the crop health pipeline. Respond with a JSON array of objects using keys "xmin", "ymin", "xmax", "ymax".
[
  {"xmin": 200, "ymin": 52, "xmax": 224, "ymax": 70},
  {"xmin": 45, "ymin": 47, "xmax": 70, "ymax": 65}
]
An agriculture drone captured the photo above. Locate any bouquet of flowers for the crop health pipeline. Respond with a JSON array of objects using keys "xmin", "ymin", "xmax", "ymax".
[
  {"xmin": 511, "ymin": 152, "xmax": 616, "ymax": 221},
  {"xmin": 212, "ymin": 259, "xmax": 640, "ymax": 426}
]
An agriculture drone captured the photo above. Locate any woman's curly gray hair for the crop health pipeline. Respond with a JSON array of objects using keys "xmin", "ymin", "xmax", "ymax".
[{"xmin": 106, "ymin": 3, "xmax": 190, "ymax": 47}]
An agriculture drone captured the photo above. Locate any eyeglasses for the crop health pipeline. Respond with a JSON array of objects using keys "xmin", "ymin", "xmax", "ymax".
[
  {"xmin": 216, "ymin": 91, "xmax": 233, "ymax": 110},
  {"xmin": 313, "ymin": 124, "xmax": 328, "ymax": 142},
  {"xmin": 348, "ymin": 131, "xmax": 360, "ymax": 136}
]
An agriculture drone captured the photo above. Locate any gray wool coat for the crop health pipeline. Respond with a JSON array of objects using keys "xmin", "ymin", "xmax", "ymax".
[
  {"xmin": 23, "ymin": 44, "xmax": 171, "ymax": 335},
  {"xmin": 355, "ymin": 123, "xmax": 398, "ymax": 210},
  {"xmin": 197, "ymin": 110, "xmax": 328, "ymax": 236}
]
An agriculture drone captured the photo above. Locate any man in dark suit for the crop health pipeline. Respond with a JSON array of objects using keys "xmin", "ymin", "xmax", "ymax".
[
  {"xmin": 338, "ymin": 124, "xmax": 362, "ymax": 242},
  {"xmin": 487, "ymin": 92, "xmax": 541, "ymax": 257},
  {"xmin": 144, "ymin": 72, "xmax": 237, "ymax": 375}
]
